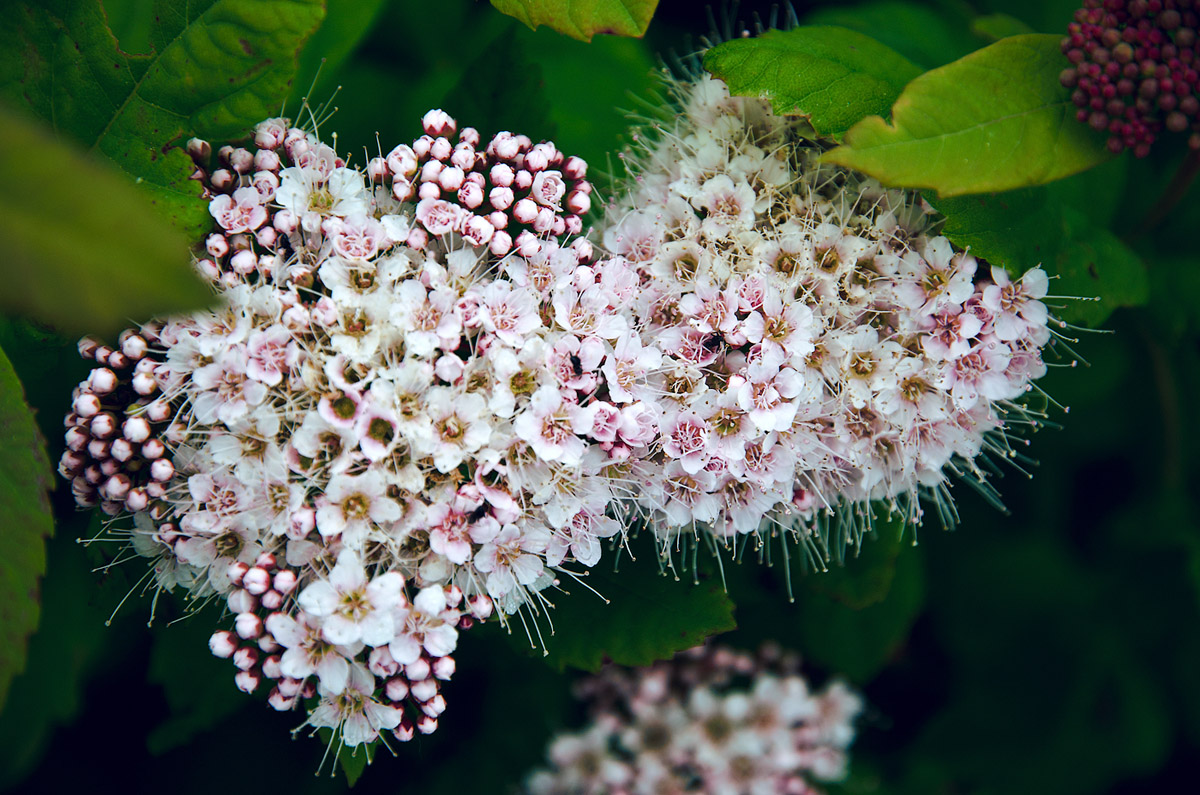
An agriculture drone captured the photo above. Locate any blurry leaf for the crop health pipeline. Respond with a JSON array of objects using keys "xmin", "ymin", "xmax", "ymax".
[
  {"xmin": 703, "ymin": 26, "xmax": 922, "ymax": 140},
  {"xmin": 290, "ymin": 0, "xmax": 390, "ymax": 108},
  {"xmin": 1046, "ymin": 154, "xmax": 1129, "ymax": 227},
  {"xmin": 931, "ymin": 186, "xmax": 1148, "ymax": 325},
  {"xmin": 490, "ymin": 0, "xmax": 659, "ymax": 41},
  {"xmin": 807, "ymin": 515, "xmax": 909, "ymax": 610},
  {"xmin": 0, "ymin": 106, "xmax": 212, "ymax": 336},
  {"xmin": 972, "ymin": 12, "xmax": 1036, "ymax": 40},
  {"xmin": 441, "ymin": 27, "xmax": 556, "ymax": 143},
  {"xmin": 0, "ymin": 0, "xmax": 325, "ymax": 236},
  {"xmin": 823, "ymin": 35, "xmax": 1111, "ymax": 196},
  {"xmin": 522, "ymin": 539, "xmax": 736, "ymax": 672},
  {"xmin": 968, "ymin": 0, "xmax": 1079, "ymax": 34},
  {"xmin": 340, "ymin": 740, "xmax": 372, "ymax": 787},
  {"xmin": 804, "ymin": 1, "xmax": 979, "ymax": 69},
  {"xmin": 145, "ymin": 612, "xmax": 246, "ymax": 755},
  {"xmin": 0, "ymin": 343, "xmax": 53, "ymax": 713}
]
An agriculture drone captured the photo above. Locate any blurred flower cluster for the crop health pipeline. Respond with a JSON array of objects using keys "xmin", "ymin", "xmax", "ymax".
[{"xmin": 525, "ymin": 644, "xmax": 862, "ymax": 795}]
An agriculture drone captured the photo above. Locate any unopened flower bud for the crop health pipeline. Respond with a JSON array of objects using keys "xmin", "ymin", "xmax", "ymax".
[
  {"xmin": 406, "ymin": 658, "xmax": 431, "ymax": 682},
  {"xmin": 187, "ymin": 137, "xmax": 212, "ymax": 165},
  {"xmin": 124, "ymin": 487, "xmax": 149, "ymax": 512},
  {"xmin": 273, "ymin": 569, "xmax": 298, "ymax": 594},
  {"xmin": 149, "ymin": 458, "xmax": 174, "ymax": 481},
  {"xmin": 253, "ymin": 148, "xmax": 280, "ymax": 172},
  {"xmin": 422, "ymin": 109, "xmax": 456, "ymax": 137},
  {"xmin": 416, "ymin": 715, "xmax": 438, "ymax": 735},
  {"xmin": 141, "ymin": 439, "xmax": 166, "ymax": 460},
  {"xmin": 268, "ymin": 688, "xmax": 296, "ymax": 712},
  {"xmin": 209, "ymin": 630, "xmax": 238, "ymax": 658},
  {"xmin": 438, "ymin": 166, "xmax": 465, "ymax": 192},
  {"xmin": 103, "ymin": 474, "xmax": 131, "ymax": 501},
  {"xmin": 468, "ymin": 594, "xmax": 494, "ymax": 620},
  {"xmin": 385, "ymin": 677, "xmax": 409, "ymax": 702},
  {"xmin": 433, "ymin": 655, "xmax": 456, "ymax": 680},
  {"xmin": 109, "ymin": 438, "xmax": 134, "ymax": 462},
  {"xmin": 430, "ymin": 136, "xmax": 453, "ymax": 162},
  {"xmin": 243, "ymin": 566, "xmax": 271, "ymax": 595},
  {"xmin": 254, "ymin": 551, "xmax": 277, "ymax": 571},
  {"xmin": 235, "ymin": 612, "xmax": 263, "ymax": 639},
  {"xmin": 260, "ymin": 589, "xmax": 283, "ymax": 610},
  {"xmin": 417, "ymin": 181, "xmax": 441, "ymax": 201},
  {"xmin": 421, "ymin": 694, "xmax": 446, "ymax": 717},
  {"xmin": 86, "ymin": 439, "xmax": 109, "ymax": 460},
  {"xmin": 489, "ymin": 230, "xmax": 513, "ymax": 257},
  {"xmin": 369, "ymin": 647, "xmax": 399, "ymax": 678},
  {"xmin": 458, "ymin": 181, "xmax": 483, "ymax": 209},
  {"xmin": 234, "ymin": 669, "xmax": 261, "ymax": 693},
  {"xmin": 513, "ymin": 198, "xmax": 538, "ymax": 224},
  {"xmin": 211, "ymin": 168, "xmax": 235, "ymax": 191},
  {"xmin": 227, "ymin": 588, "xmax": 258, "ymax": 614},
  {"xmin": 563, "ymin": 155, "xmax": 587, "ymax": 180},
  {"xmin": 74, "ymin": 394, "xmax": 101, "ymax": 418},
  {"xmin": 277, "ymin": 676, "xmax": 303, "ymax": 697},
  {"xmin": 394, "ymin": 718, "xmax": 415, "ymax": 742},
  {"xmin": 131, "ymin": 372, "xmax": 158, "ymax": 396}
]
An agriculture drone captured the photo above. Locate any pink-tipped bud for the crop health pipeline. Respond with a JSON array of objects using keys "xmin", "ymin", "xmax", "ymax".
[
  {"xmin": 489, "ymin": 230, "xmax": 513, "ymax": 257},
  {"xmin": 524, "ymin": 148, "xmax": 549, "ymax": 172},
  {"xmin": 514, "ymin": 169, "xmax": 533, "ymax": 190},
  {"xmin": 459, "ymin": 127, "xmax": 480, "ymax": 147},
  {"xmin": 406, "ymin": 658, "xmax": 431, "ymax": 682},
  {"xmin": 65, "ymin": 427, "xmax": 89, "ymax": 452},
  {"xmin": 385, "ymin": 677, "xmax": 409, "ymax": 702},
  {"xmin": 444, "ymin": 584, "xmax": 463, "ymax": 607},
  {"xmin": 422, "ymin": 109, "xmax": 457, "ymax": 137},
  {"xmin": 149, "ymin": 458, "xmax": 174, "ymax": 482},
  {"xmin": 89, "ymin": 412, "xmax": 116, "ymax": 439},
  {"xmin": 103, "ymin": 474, "xmax": 131, "ymax": 501},
  {"xmin": 367, "ymin": 156, "xmax": 389, "ymax": 182},
  {"xmin": 412, "ymin": 135, "xmax": 433, "ymax": 158},
  {"xmin": 369, "ymin": 647, "xmax": 399, "ymax": 678},
  {"xmin": 450, "ymin": 143, "xmax": 476, "ymax": 171},
  {"xmin": 513, "ymin": 198, "xmax": 538, "ymax": 224},
  {"xmin": 124, "ymin": 487, "xmax": 149, "ymax": 512},
  {"xmin": 228, "ymin": 588, "xmax": 258, "ymax": 615},
  {"xmin": 229, "ymin": 148, "xmax": 254, "ymax": 174},
  {"xmin": 262, "ymin": 654, "xmax": 282, "ymax": 679},
  {"xmin": 145, "ymin": 401, "xmax": 171, "ymax": 423},
  {"xmin": 254, "ymin": 551, "xmax": 277, "ymax": 571},
  {"xmin": 490, "ymin": 163, "xmax": 515, "ymax": 187},
  {"xmin": 461, "ymin": 215, "xmax": 495, "ymax": 248},
  {"xmin": 532, "ymin": 207, "xmax": 555, "ymax": 233},
  {"xmin": 552, "ymin": 215, "xmax": 567, "ymax": 237},
  {"xmin": 274, "ymin": 209, "xmax": 298, "ymax": 234},
  {"xmin": 417, "ymin": 181, "xmax": 441, "ymax": 201},
  {"xmin": 141, "ymin": 438, "xmax": 166, "ymax": 460},
  {"xmin": 234, "ymin": 669, "xmax": 261, "ymax": 693},
  {"xmin": 73, "ymin": 394, "xmax": 101, "ymax": 418},
  {"xmin": 392, "ymin": 177, "xmax": 415, "ymax": 202},
  {"xmin": 416, "ymin": 715, "xmax": 438, "ymax": 735},
  {"xmin": 421, "ymin": 694, "xmax": 447, "ymax": 718},
  {"xmin": 563, "ymin": 155, "xmax": 587, "ymax": 180},
  {"xmin": 420, "ymin": 159, "xmax": 443, "ymax": 183},
  {"xmin": 255, "ymin": 226, "xmax": 277, "ymax": 249},
  {"xmin": 438, "ymin": 165, "xmax": 465, "ymax": 192},
  {"xmin": 131, "ymin": 372, "xmax": 158, "ymax": 396},
  {"xmin": 566, "ymin": 190, "xmax": 591, "ymax": 215},
  {"xmin": 122, "ymin": 417, "xmax": 151, "ymax": 443},
  {"xmin": 211, "ymin": 169, "xmax": 235, "ymax": 192},
  {"xmin": 88, "ymin": 368, "xmax": 118, "ymax": 395},
  {"xmin": 209, "ymin": 630, "xmax": 238, "ymax": 658},
  {"xmin": 468, "ymin": 594, "xmax": 494, "ymax": 620},
  {"xmin": 235, "ymin": 612, "xmax": 263, "ymax": 640},
  {"xmin": 230, "ymin": 249, "xmax": 257, "ymax": 275},
  {"xmin": 410, "ymin": 677, "xmax": 439, "ymax": 703},
  {"xmin": 227, "ymin": 561, "xmax": 250, "ymax": 587},
  {"xmin": 277, "ymin": 676, "xmax": 303, "ymax": 698},
  {"xmin": 253, "ymin": 148, "xmax": 280, "ymax": 172},
  {"xmin": 268, "ymin": 688, "xmax": 296, "ymax": 712},
  {"xmin": 406, "ymin": 227, "xmax": 429, "ymax": 250},
  {"xmin": 109, "ymin": 438, "xmax": 133, "ymax": 462},
  {"xmin": 387, "ymin": 144, "xmax": 418, "ymax": 177},
  {"xmin": 121, "ymin": 334, "xmax": 148, "ymax": 360},
  {"xmin": 394, "ymin": 718, "xmax": 415, "ymax": 742},
  {"xmin": 258, "ymin": 633, "xmax": 280, "ymax": 654},
  {"xmin": 489, "ymin": 186, "xmax": 514, "ymax": 211},
  {"xmin": 260, "ymin": 589, "xmax": 283, "ymax": 610},
  {"xmin": 243, "ymin": 566, "xmax": 271, "ymax": 595},
  {"xmin": 273, "ymin": 569, "xmax": 298, "ymax": 595},
  {"xmin": 491, "ymin": 132, "xmax": 521, "ymax": 160},
  {"xmin": 430, "ymin": 136, "xmax": 453, "ymax": 162},
  {"xmin": 487, "ymin": 211, "xmax": 508, "ymax": 230},
  {"xmin": 571, "ymin": 238, "xmax": 593, "ymax": 261},
  {"xmin": 107, "ymin": 352, "xmax": 129, "ymax": 371},
  {"xmin": 433, "ymin": 655, "xmax": 456, "ymax": 680},
  {"xmin": 458, "ymin": 181, "xmax": 484, "ymax": 209},
  {"xmin": 565, "ymin": 215, "xmax": 583, "ymax": 236},
  {"xmin": 187, "ymin": 137, "xmax": 212, "ymax": 164}
]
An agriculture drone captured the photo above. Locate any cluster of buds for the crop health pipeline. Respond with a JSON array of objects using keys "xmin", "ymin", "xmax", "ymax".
[
  {"xmin": 524, "ymin": 644, "xmax": 862, "ymax": 795},
  {"xmin": 604, "ymin": 76, "xmax": 1057, "ymax": 561},
  {"xmin": 1061, "ymin": 0, "xmax": 1200, "ymax": 155}
]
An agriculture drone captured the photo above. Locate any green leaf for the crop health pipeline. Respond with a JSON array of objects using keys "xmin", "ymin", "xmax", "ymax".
[
  {"xmin": 703, "ymin": 26, "xmax": 923, "ymax": 140},
  {"xmin": 519, "ymin": 539, "xmax": 736, "ymax": 672},
  {"xmin": 971, "ymin": 12, "xmax": 1036, "ymax": 41},
  {"xmin": 0, "ymin": 0, "xmax": 325, "ymax": 236},
  {"xmin": 0, "ymin": 343, "xmax": 54, "ymax": 713},
  {"xmin": 490, "ymin": 0, "xmax": 659, "ymax": 41},
  {"xmin": 807, "ymin": 515, "xmax": 909, "ymax": 610},
  {"xmin": 339, "ymin": 740, "xmax": 372, "ymax": 787},
  {"xmin": 804, "ymin": 1, "xmax": 979, "ymax": 69},
  {"xmin": 931, "ymin": 186, "xmax": 1149, "ymax": 326},
  {"xmin": 290, "ymin": 0, "xmax": 390, "ymax": 108},
  {"xmin": 0, "ymin": 106, "xmax": 212, "ymax": 336},
  {"xmin": 823, "ymin": 34, "xmax": 1112, "ymax": 196}
]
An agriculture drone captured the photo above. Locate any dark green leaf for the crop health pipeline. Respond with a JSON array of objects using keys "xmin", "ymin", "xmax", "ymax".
[
  {"xmin": 339, "ymin": 740, "xmax": 372, "ymax": 787},
  {"xmin": 971, "ymin": 12, "xmax": 1036, "ymax": 41},
  {"xmin": 290, "ymin": 0, "xmax": 390, "ymax": 108},
  {"xmin": 703, "ymin": 26, "xmax": 923, "ymax": 140},
  {"xmin": 807, "ymin": 514, "xmax": 910, "ymax": 610},
  {"xmin": 0, "ymin": 105, "xmax": 212, "ymax": 336},
  {"xmin": 0, "ymin": 0, "xmax": 325, "ymax": 236},
  {"xmin": 823, "ymin": 34, "xmax": 1111, "ymax": 196},
  {"xmin": 804, "ymin": 1, "xmax": 979, "ymax": 69},
  {"xmin": 490, "ymin": 0, "xmax": 659, "ymax": 41},
  {"xmin": 518, "ymin": 539, "xmax": 736, "ymax": 672},
  {"xmin": 0, "ymin": 343, "xmax": 53, "ymax": 713},
  {"xmin": 931, "ymin": 186, "xmax": 1149, "ymax": 325}
]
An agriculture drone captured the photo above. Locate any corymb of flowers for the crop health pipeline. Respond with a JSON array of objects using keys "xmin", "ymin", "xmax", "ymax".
[
  {"xmin": 58, "ymin": 73, "xmax": 1061, "ymax": 750},
  {"xmin": 524, "ymin": 644, "xmax": 863, "ymax": 795}
]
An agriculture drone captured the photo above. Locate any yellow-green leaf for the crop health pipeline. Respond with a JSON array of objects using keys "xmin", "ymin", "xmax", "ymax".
[{"xmin": 490, "ymin": 0, "xmax": 658, "ymax": 41}]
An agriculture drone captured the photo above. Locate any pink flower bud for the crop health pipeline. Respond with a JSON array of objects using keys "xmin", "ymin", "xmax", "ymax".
[
  {"xmin": 489, "ymin": 163, "xmax": 515, "ymax": 187},
  {"xmin": 231, "ymin": 250, "xmax": 257, "ymax": 275},
  {"xmin": 459, "ymin": 127, "xmax": 480, "ymax": 147},
  {"xmin": 413, "ymin": 135, "xmax": 433, "ymax": 158},
  {"xmin": 206, "ymin": 234, "xmax": 229, "ymax": 258},
  {"xmin": 110, "ymin": 438, "xmax": 135, "ymax": 462},
  {"xmin": 210, "ymin": 169, "xmax": 235, "ymax": 191},
  {"xmin": 433, "ymin": 655, "xmax": 456, "ymax": 680},
  {"xmin": 260, "ymin": 589, "xmax": 283, "ymax": 610},
  {"xmin": 107, "ymin": 352, "xmax": 129, "ymax": 370},
  {"xmin": 406, "ymin": 227, "xmax": 429, "ymax": 250},
  {"xmin": 254, "ymin": 551, "xmax": 277, "ymax": 571},
  {"xmin": 187, "ymin": 138, "xmax": 212, "ymax": 164},
  {"xmin": 243, "ymin": 566, "xmax": 271, "ymax": 595},
  {"xmin": 532, "ymin": 207, "xmax": 555, "ymax": 233},
  {"xmin": 124, "ymin": 487, "xmax": 149, "ymax": 512},
  {"xmin": 387, "ymin": 144, "xmax": 418, "ymax": 177},
  {"xmin": 406, "ymin": 658, "xmax": 431, "ymax": 682},
  {"xmin": 367, "ymin": 156, "xmax": 388, "ymax": 182},
  {"xmin": 566, "ymin": 190, "xmax": 591, "ymax": 215},
  {"xmin": 268, "ymin": 688, "xmax": 296, "ymax": 712},
  {"xmin": 209, "ymin": 630, "xmax": 238, "ymax": 658},
  {"xmin": 273, "ymin": 209, "xmax": 298, "ymax": 234},
  {"xmin": 430, "ymin": 136, "xmax": 453, "ymax": 161},
  {"xmin": 392, "ymin": 177, "xmax": 415, "ymax": 201},
  {"xmin": 420, "ymin": 159, "xmax": 443, "ymax": 183},
  {"xmin": 234, "ymin": 670, "xmax": 261, "ymax": 693},
  {"xmin": 468, "ymin": 594, "xmax": 494, "ymax": 619},
  {"xmin": 421, "ymin": 695, "xmax": 447, "ymax": 717},
  {"xmin": 145, "ymin": 482, "xmax": 166, "ymax": 498},
  {"xmin": 64, "ymin": 427, "xmax": 89, "ymax": 452},
  {"xmin": 514, "ymin": 169, "xmax": 533, "ymax": 190},
  {"xmin": 513, "ymin": 198, "xmax": 538, "ymax": 224},
  {"xmin": 227, "ymin": 561, "xmax": 250, "ymax": 587},
  {"xmin": 386, "ymin": 677, "xmax": 410, "ymax": 702},
  {"xmin": 552, "ymin": 215, "xmax": 567, "ymax": 236},
  {"xmin": 450, "ymin": 143, "xmax": 476, "ymax": 170},
  {"xmin": 416, "ymin": 715, "xmax": 438, "ymax": 735},
  {"xmin": 262, "ymin": 654, "xmax": 282, "ymax": 679},
  {"xmin": 273, "ymin": 569, "xmax": 298, "ymax": 594},
  {"xmin": 435, "ymin": 354, "xmax": 464, "ymax": 383},
  {"xmin": 73, "ymin": 394, "xmax": 101, "ymax": 418},
  {"xmin": 461, "ymin": 215, "xmax": 495, "ymax": 247},
  {"xmin": 89, "ymin": 412, "xmax": 116, "ymax": 439},
  {"xmin": 524, "ymin": 148, "xmax": 549, "ymax": 172},
  {"xmin": 141, "ymin": 438, "xmax": 166, "ymax": 460},
  {"xmin": 253, "ymin": 148, "xmax": 280, "ymax": 172},
  {"xmin": 565, "ymin": 215, "xmax": 582, "ymax": 235},
  {"xmin": 149, "ymin": 458, "xmax": 174, "ymax": 482},
  {"xmin": 229, "ymin": 148, "xmax": 254, "ymax": 173},
  {"xmin": 563, "ymin": 155, "xmax": 587, "ymax": 180},
  {"xmin": 417, "ymin": 181, "xmax": 441, "ymax": 200},
  {"xmin": 458, "ymin": 181, "xmax": 484, "ymax": 209},
  {"xmin": 131, "ymin": 372, "xmax": 157, "ymax": 396},
  {"xmin": 103, "ymin": 474, "xmax": 130, "ymax": 501},
  {"xmin": 255, "ymin": 225, "xmax": 277, "ymax": 249},
  {"xmin": 369, "ymin": 647, "xmax": 399, "ymax": 678},
  {"xmin": 235, "ymin": 612, "xmax": 263, "ymax": 640},
  {"xmin": 438, "ymin": 165, "xmax": 465, "ymax": 192},
  {"xmin": 489, "ymin": 230, "xmax": 513, "ymax": 257},
  {"xmin": 228, "ymin": 588, "xmax": 258, "ymax": 614},
  {"xmin": 87, "ymin": 368, "xmax": 117, "ymax": 395},
  {"xmin": 491, "ymin": 131, "xmax": 521, "ymax": 160},
  {"xmin": 422, "ymin": 109, "xmax": 457, "ymax": 137},
  {"xmin": 394, "ymin": 718, "xmax": 415, "ymax": 742}
]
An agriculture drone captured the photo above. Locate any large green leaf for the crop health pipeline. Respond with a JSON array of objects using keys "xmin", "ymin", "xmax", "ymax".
[
  {"xmin": 0, "ymin": 343, "xmax": 54, "ymax": 713},
  {"xmin": 0, "ymin": 106, "xmax": 212, "ymax": 336},
  {"xmin": 490, "ymin": 0, "xmax": 658, "ymax": 41},
  {"xmin": 0, "ymin": 0, "xmax": 325, "ymax": 236},
  {"xmin": 932, "ymin": 186, "xmax": 1149, "ymax": 326},
  {"xmin": 703, "ymin": 26, "xmax": 923, "ymax": 140},
  {"xmin": 804, "ymin": 1, "xmax": 979, "ymax": 69},
  {"xmin": 513, "ymin": 538, "xmax": 736, "ymax": 672},
  {"xmin": 823, "ymin": 34, "xmax": 1111, "ymax": 196}
]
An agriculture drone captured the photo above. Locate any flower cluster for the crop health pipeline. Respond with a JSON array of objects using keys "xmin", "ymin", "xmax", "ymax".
[
  {"xmin": 603, "ymin": 76, "xmax": 1055, "ymax": 560},
  {"xmin": 524, "ymin": 644, "xmax": 862, "ymax": 795},
  {"xmin": 1061, "ymin": 0, "xmax": 1200, "ymax": 155},
  {"xmin": 58, "ymin": 108, "xmax": 654, "ymax": 748}
]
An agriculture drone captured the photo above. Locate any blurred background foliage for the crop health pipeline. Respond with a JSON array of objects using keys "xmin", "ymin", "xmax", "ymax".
[{"xmin": 0, "ymin": 0, "xmax": 1197, "ymax": 793}]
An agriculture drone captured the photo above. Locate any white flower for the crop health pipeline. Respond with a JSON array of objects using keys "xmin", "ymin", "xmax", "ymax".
[
  {"xmin": 296, "ymin": 549, "xmax": 406, "ymax": 646},
  {"xmin": 315, "ymin": 470, "xmax": 403, "ymax": 548}
]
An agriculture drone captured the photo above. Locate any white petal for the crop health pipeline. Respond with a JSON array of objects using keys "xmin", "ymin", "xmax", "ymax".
[{"xmin": 297, "ymin": 581, "xmax": 339, "ymax": 617}]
